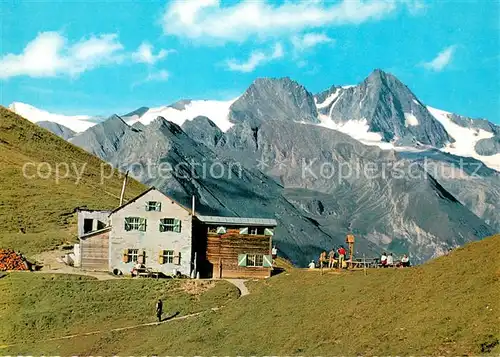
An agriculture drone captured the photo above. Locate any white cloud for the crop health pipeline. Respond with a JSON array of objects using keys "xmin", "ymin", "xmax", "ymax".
[
  {"xmin": 132, "ymin": 42, "xmax": 175, "ymax": 64},
  {"xmin": 0, "ymin": 32, "xmax": 124, "ymax": 79},
  {"xmin": 131, "ymin": 69, "xmax": 170, "ymax": 88},
  {"xmin": 226, "ymin": 43, "xmax": 284, "ymax": 73},
  {"xmin": 146, "ymin": 69, "xmax": 170, "ymax": 81},
  {"xmin": 422, "ymin": 45, "xmax": 457, "ymax": 72},
  {"xmin": 161, "ymin": 0, "xmax": 406, "ymax": 43},
  {"xmin": 291, "ymin": 32, "xmax": 334, "ymax": 52}
]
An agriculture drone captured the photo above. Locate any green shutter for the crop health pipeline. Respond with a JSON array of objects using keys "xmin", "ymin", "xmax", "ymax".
[
  {"xmin": 264, "ymin": 228, "xmax": 274, "ymax": 236},
  {"xmin": 216, "ymin": 226, "xmax": 226, "ymax": 234},
  {"xmin": 139, "ymin": 218, "xmax": 147, "ymax": 231},
  {"xmin": 239, "ymin": 227, "xmax": 249, "ymax": 234},
  {"xmin": 238, "ymin": 254, "xmax": 247, "ymax": 267},
  {"xmin": 263, "ymin": 255, "xmax": 273, "ymax": 267},
  {"xmin": 174, "ymin": 219, "xmax": 181, "ymax": 233},
  {"xmin": 124, "ymin": 219, "xmax": 131, "ymax": 231}
]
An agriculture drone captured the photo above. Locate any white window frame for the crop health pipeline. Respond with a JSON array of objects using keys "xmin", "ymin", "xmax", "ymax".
[
  {"xmin": 246, "ymin": 254, "xmax": 264, "ymax": 267},
  {"xmin": 125, "ymin": 217, "xmax": 146, "ymax": 231},
  {"xmin": 159, "ymin": 218, "xmax": 181, "ymax": 233},
  {"xmin": 249, "ymin": 227, "xmax": 258, "ymax": 235},
  {"xmin": 161, "ymin": 250, "xmax": 175, "ymax": 264}
]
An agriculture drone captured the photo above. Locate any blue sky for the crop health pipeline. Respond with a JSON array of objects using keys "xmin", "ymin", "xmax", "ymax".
[{"xmin": 0, "ymin": 0, "xmax": 498, "ymax": 123}]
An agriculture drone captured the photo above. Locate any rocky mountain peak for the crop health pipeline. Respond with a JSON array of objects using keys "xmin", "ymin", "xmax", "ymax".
[
  {"xmin": 147, "ymin": 116, "xmax": 184, "ymax": 137},
  {"xmin": 229, "ymin": 76, "xmax": 318, "ymax": 128}
]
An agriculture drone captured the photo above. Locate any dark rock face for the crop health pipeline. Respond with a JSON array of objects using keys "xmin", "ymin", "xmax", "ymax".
[
  {"xmin": 37, "ymin": 121, "xmax": 75, "ymax": 140},
  {"xmin": 182, "ymin": 116, "xmax": 224, "ymax": 148},
  {"xmin": 449, "ymin": 114, "xmax": 499, "ymax": 134},
  {"xmin": 131, "ymin": 121, "xmax": 146, "ymax": 131},
  {"xmin": 229, "ymin": 77, "xmax": 319, "ymax": 128},
  {"xmin": 476, "ymin": 137, "xmax": 500, "ymax": 156},
  {"xmin": 70, "ymin": 114, "xmax": 131, "ymax": 159},
  {"xmin": 317, "ymin": 70, "xmax": 453, "ymax": 147}
]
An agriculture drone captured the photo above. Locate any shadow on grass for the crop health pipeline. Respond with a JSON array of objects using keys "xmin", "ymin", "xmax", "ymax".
[{"xmin": 160, "ymin": 311, "xmax": 180, "ymax": 322}]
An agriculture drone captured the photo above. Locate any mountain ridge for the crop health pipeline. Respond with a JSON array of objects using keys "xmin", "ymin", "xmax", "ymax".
[{"xmin": 9, "ymin": 70, "xmax": 499, "ymax": 171}]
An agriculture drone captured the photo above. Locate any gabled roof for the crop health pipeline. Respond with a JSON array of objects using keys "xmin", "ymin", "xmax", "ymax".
[
  {"xmin": 109, "ymin": 187, "xmax": 192, "ymax": 215},
  {"xmin": 196, "ymin": 215, "xmax": 277, "ymax": 227}
]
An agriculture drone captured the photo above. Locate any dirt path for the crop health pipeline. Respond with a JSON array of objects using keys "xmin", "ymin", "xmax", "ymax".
[{"xmin": 225, "ymin": 279, "xmax": 250, "ymax": 296}]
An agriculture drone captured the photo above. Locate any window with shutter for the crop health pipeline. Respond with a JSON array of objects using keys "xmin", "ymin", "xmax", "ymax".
[
  {"xmin": 125, "ymin": 217, "xmax": 146, "ymax": 231},
  {"xmin": 124, "ymin": 249, "xmax": 138, "ymax": 263},
  {"xmin": 246, "ymin": 254, "xmax": 264, "ymax": 267},
  {"xmin": 159, "ymin": 218, "xmax": 181, "ymax": 232},
  {"xmin": 175, "ymin": 252, "xmax": 182, "ymax": 265}
]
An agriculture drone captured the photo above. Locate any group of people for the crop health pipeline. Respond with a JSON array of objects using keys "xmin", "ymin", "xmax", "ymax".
[
  {"xmin": 380, "ymin": 252, "xmax": 410, "ymax": 267},
  {"xmin": 309, "ymin": 246, "xmax": 349, "ymax": 269},
  {"xmin": 308, "ymin": 248, "xmax": 411, "ymax": 269}
]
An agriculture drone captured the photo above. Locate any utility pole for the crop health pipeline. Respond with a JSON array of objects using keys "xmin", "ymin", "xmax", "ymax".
[{"xmin": 119, "ymin": 171, "xmax": 129, "ymax": 207}]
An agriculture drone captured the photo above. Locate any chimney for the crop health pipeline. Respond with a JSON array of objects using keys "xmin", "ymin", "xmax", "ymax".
[{"xmin": 119, "ymin": 171, "xmax": 129, "ymax": 207}]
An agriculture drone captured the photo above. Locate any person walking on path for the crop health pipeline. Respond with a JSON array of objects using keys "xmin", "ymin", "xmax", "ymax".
[{"xmin": 156, "ymin": 299, "xmax": 163, "ymax": 322}]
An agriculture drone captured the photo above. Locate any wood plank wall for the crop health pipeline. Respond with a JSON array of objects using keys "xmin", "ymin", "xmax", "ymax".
[
  {"xmin": 206, "ymin": 229, "xmax": 271, "ymax": 279},
  {"xmin": 80, "ymin": 231, "xmax": 109, "ymax": 271}
]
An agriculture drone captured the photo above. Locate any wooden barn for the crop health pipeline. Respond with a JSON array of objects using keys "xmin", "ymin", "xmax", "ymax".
[{"xmin": 194, "ymin": 216, "xmax": 276, "ymax": 279}]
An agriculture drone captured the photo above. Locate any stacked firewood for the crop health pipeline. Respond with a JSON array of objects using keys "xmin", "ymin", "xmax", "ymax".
[{"xmin": 0, "ymin": 249, "xmax": 29, "ymax": 271}]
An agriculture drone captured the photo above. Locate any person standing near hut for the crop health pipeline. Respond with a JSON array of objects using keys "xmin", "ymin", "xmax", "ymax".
[
  {"xmin": 328, "ymin": 248, "xmax": 336, "ymax": 268},
  {"xmin": 319, "ymin": 251, "xmax": 327, "ymax": 268},
  {"xmin": 156, "ymin": 299, "xmax": 163, "ymax": 322},
  {"xmin": 337, "ymin": 246, "xmax": 346, "ymax": 269}
]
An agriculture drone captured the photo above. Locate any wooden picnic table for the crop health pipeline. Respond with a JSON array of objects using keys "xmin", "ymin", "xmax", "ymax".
[
  {"xmin": 136, "ymin": 267, "xmax": 161, "ymax": 278},
  {"xmin": 348, "ymin": 258, "xmax": 380, "ymax": 269}
]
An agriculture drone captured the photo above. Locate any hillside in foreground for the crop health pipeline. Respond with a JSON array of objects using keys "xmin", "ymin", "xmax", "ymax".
[
  {"xmin": 2, "ymin": 235, "xmax": 499, "ymax": 355},
  {"xmin": 0, "ymin": 107, "xmax": 145, "ymax": 255}
]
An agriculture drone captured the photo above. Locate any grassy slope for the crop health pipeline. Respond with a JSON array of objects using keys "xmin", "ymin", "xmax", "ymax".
[
  {"xmin": 3, "ymin": 235, "xmax": 499, "ymax": 355},
  {"xmin": 0, "ymin": 107, "xmax": 145, "ymax": 255},
  {"xmin": 0, "ymin": 273, "xmax": 240, "ymax": 346}
]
